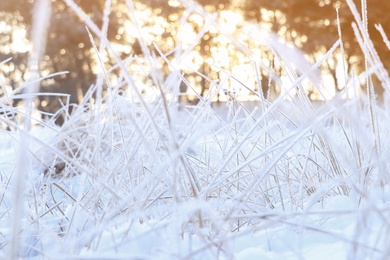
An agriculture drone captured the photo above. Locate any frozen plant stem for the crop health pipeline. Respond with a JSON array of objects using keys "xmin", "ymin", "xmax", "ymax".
[{"xmin": 8, "ymin": 0, "xmax": 51, "ymax": 258}]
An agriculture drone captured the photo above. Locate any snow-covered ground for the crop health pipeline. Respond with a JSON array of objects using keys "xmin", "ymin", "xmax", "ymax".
[{"xmin": 1, "ymin": 94, "xmax": 390, "ymax": 259}]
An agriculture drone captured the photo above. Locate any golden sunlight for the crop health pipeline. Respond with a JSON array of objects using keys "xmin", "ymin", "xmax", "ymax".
[{"xmin": 2, "ymin": 0, "xmax": 385, "ymax": 109}]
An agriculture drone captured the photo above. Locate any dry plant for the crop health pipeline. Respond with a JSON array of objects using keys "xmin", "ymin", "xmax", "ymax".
[{"xmin": 0, "ymin": 0, "xmax": 390, "ymax": 258}]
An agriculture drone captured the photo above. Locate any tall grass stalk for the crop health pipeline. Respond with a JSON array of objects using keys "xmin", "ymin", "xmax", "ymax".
[{"xmin": 7, "ymin": 0, "xmax": 51, "ymax": 258}]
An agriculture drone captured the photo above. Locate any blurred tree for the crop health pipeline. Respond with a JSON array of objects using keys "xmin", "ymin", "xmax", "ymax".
[
  {"xmin": 0, "ymin": 0, "xmax": 129, "ymax": 124},
  {"xmin": 191, "ymin": 0, "xmax": 390, "ymax": 97},
  {"xmin": 2, "ymin": 0, "xmax": 389, "ymax": 122},
  {"xmin": 236, "ymin": 0, "xmax": 390, "ymax": 96}
]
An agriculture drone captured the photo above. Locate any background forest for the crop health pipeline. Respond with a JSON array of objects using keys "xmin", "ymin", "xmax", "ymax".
[{"xmin": 1, "ymin": 0, "xmax": 390, "ymax": 124}]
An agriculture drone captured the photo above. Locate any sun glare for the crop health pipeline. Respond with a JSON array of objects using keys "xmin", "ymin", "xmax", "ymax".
[
  {"xmin": 0, "ymin": 0, "xmax": 376, "ymax": 107},
  {"xmin": 14, "ymin": 31, "xmax": 29, "ymax": 53},
  {"xmin": 0, "ymin": 19, "xmax": 30, "ymax": 54}
]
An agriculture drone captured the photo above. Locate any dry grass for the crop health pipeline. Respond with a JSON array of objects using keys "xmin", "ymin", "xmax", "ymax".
[{"xmin": 1, "ymin": 0, "xmax": 390, "ymax": 258}]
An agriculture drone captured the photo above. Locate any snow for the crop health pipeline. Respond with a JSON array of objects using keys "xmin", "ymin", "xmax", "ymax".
[{"xmin": 1, "ymin": 98, "xmax": 389, "ymax": 259}]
